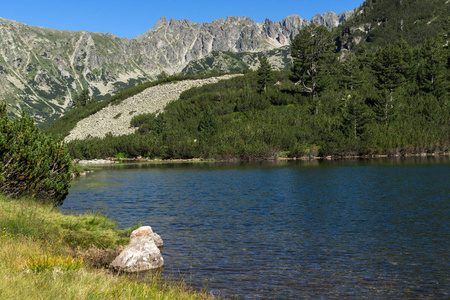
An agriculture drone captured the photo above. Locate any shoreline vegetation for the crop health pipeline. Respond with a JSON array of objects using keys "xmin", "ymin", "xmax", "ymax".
[{"xmin": 0, "ymin": 193, "xmax": 216, "ymax": 299}]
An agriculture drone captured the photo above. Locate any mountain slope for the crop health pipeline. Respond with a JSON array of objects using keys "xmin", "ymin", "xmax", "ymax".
[
  {"xmin": 181, "ymin": 46, "xmax": 292, "ymax": 75},
  {"xmin": 0, "ymin": 12, "xmax": 352, "ymax": 126},
  {"xmin": 337, "ymin": 0, "xmax": 449, "ymax": 50},
  {"xmin": 64, "ymin": 74, "xmax": 241, "ymax": 142}
]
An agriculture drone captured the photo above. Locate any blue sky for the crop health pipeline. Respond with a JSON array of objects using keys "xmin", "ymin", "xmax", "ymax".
[{"xmin": 2, "ymin": 0, "xmax": 363, "ymax": 38}]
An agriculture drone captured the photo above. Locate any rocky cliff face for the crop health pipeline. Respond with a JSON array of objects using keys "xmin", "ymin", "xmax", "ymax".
[
  {"xmin": 0, "ymin": 11, "xmax": 353, "ymax": 125},
  {"xmin": 181, "ymin": 46, "xmax": 292, "ymax": 75}
]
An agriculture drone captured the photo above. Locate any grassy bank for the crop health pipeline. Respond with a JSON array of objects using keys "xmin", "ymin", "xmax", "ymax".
[{"xmin": 0, "ymin": 194, "xmax": 214, "ymax": 299}]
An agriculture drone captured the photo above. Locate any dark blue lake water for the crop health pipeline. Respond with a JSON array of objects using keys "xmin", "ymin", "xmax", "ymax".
[{"xmin": 62, "ymin": 157, "xmax": 450, "ymax": 299}]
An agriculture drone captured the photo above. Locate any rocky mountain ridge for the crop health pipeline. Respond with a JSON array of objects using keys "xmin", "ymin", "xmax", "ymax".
[
  {"xmin": 181, "ymin": 46, "xmax": 292, "ymax": 75},
  {"xmin": 0, "ymin": 11, "xmax": 353, "ymax": 125}
]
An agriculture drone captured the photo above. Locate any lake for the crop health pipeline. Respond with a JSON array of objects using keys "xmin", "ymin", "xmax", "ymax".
[{"xmin": 62, "ymin": 157, "xmax": 450, "ymax": 299}]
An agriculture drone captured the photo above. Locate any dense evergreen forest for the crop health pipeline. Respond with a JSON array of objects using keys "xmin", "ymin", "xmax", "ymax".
[
  {"xmin": 51, "ymin": 0, "xmax": 449, "ymax": 160},
  {"xmin": 338, "ymin": 0, "xmax": 449, "ymax": 50}
]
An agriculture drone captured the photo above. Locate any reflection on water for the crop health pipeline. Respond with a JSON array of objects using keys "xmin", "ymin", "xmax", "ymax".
[{"xmin": 63, "ymin": 157, "xmax": 450, "ymax": 299}]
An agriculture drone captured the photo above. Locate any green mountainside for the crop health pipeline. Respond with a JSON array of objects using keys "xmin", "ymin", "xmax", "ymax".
[
  {"xmin": 338, "ymin": 0, "xmax": 449, "ymax": 50},
  {"xmin": 46, "ymin": 0, "xmax": 449, "ymax": 160}
]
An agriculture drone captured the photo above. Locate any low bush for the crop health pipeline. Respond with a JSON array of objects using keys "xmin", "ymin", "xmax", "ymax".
[{"xmin": 0, "ymin": 103, "xmax": 73, "ymax": 206}]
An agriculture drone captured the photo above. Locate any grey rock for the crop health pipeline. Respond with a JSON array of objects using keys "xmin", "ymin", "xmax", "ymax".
[
  {"xmin": 339, "ymin": 10, "xmax": 355, "ymax": 23},
  {"xmin": 181, "ymin": 46, "xmax": 292, "ymax": 75},
  {"xmin": 130, "ymin": 226, "xmax": 163, "ymax": 249},
  {"xmin": 77, "ymin": 159, "xmax": 119, "ymax": 165},
  {"xmin": 311, "ymin": 10, "xmax": 354, "ymax": 29},
  {"xmin": 110, "ymin": 235, "xmax": 164, "ymax": 272}
]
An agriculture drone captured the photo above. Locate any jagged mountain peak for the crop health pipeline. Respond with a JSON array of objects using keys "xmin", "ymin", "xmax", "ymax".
[
  {"xmin": 0, "ymin": 11, "xmax": 352, "ymax": 126},
  {"xmin": 154, "ymin": 16, "xmax": 169, "ymax": 27}
]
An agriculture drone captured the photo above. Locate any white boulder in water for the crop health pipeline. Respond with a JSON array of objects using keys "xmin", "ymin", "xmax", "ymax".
[{"xmin": 110, "ymin": 226, "xmax": 164, "ymax": 272}]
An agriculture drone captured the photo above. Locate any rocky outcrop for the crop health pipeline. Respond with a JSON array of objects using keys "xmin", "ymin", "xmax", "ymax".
[
  {"xmin": 64, "ymin": 74, "xmax": 241, "ymax": 142},
  {"xmin": 110, "ymin": 226, "xmax": 164, "ymax": 272},
  {"xmin": 130, "ymin": 226, "xmax": 163, "ymax": 250},
  {"xmin": 181, "ymin": 46, "xmax": 292, "ymax": 75},
  {"xmin": 0, "ymin": 11, "xmax": 353, "ymax": 125},
  {"xmin": 311, "ymin": 11, "xmax": 354, "ymax": 29}
]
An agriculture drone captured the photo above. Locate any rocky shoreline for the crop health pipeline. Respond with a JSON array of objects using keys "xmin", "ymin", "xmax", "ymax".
[{"xmin": 74, "ymin": 152, "xmax": 449, "ymax": 166}]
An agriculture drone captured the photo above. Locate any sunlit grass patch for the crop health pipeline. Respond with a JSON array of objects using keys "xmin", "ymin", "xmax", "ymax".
[
  {"xmin": 0, "ymin": 193, "xmax": 216, "ymax": 299},
  {"xmin": 0, "ymin": 194, "xmax": 129, "ymax": 249},
  {"xmin": 26, "ymin": 253, "xmax": 83, "ymax": 272},
  {"xmin": 0, "ymin": 237, "xmax": 215, "ymax": 300}
]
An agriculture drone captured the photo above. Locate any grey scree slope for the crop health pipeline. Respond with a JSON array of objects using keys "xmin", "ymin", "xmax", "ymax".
[{"xmin": 65, "ymin": 74, "xmax": 241, "ymax": 142}]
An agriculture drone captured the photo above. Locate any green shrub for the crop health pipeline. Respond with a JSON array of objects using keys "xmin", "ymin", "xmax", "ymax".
[
  {"xmin": 130, "ymin": 112, "xmax": 156, "ymax": 128},
  {"xmin": 114, "ymin": 152, "xmax": 129, "ymax": 159},
  {"xmin": 0, "ymin": 103, "xmax": 72, "ymax": 206}
]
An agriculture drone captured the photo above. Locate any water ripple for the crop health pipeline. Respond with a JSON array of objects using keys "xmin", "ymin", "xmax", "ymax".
[{"xmin": 63, "ymin": 158, "xmax": 450, "ymax": 299}]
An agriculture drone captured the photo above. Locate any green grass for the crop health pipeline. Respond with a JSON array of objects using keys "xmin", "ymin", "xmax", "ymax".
[
  {"xmin": 0, "ymin": 194, "xmax": 216, "ymax": 299},
  {"xmin": 0, "ymin": 194, "xmax": 129, "ymax": 249}
]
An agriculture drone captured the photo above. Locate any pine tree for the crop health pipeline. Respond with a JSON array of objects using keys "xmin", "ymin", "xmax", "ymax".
[
  {"xmin": 418, "ymin": 37, "xmax": 448, "ymax": 98},
  {"xmin": 291, "ymin": 24, "xmax": 335, "ymax": 113},
  {"xmin": 371, "ymin": 41, "xmax": 410, "ymax": 126},
  {"xmin": 0, "ymin": 103, "xmax": 72, "ymax": 205},
  {"xmin": 257, "ymin": 56, "xmax": 273, "ymax": 93},
  {"xmin": 73, "ymin": 89, "xmax": 93, "ymax": 108},
  {"xmin": 341, "ymin": 52, "xmax": 362, "ymax": 91},
  {"xmin": 198, "ymin": 106, "xmax": 217, "ymax": 135},
  {"xmin": 341, "ymin": 92, "xmax": 374, "ymax": 140}
]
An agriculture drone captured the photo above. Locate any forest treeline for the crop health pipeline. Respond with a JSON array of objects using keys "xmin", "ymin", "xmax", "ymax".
[{"xmin": 66, "ymin": 23, "xmax": 449, "ymax": 160}]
